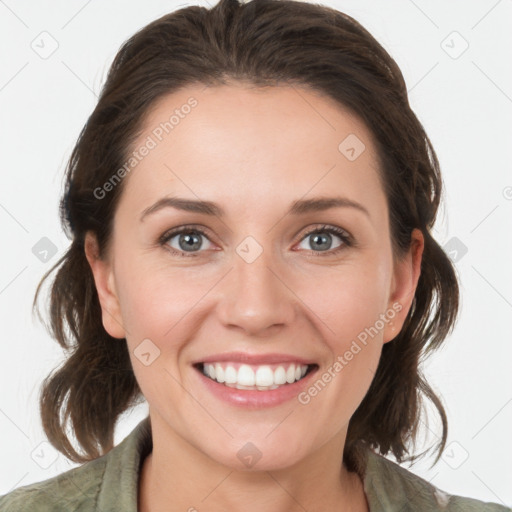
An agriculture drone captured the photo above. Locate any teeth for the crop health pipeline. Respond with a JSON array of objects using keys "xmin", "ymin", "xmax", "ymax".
[
  {"xmin": 225, "ymin": 366, "xmax": 237, "ymax": 384},
  {"xmin": 206, "ymin": 364, "xmax": 216, "ymax": 379},
  {"xmin": 274, "ymin": 366, "xmax": 287, "ymax": 385},
  {"xmin": 286, "ymin": 365, "xmax": 296, "ymax": 384},
  {"xmin": 215, "ymin": 364, "xmax": 225, "ymax": 383},
  {"xmin": 255, "ymin": 366, "xmax": 274, "ymax": 387},
  {"xmin": 238, "ymin": 365, "xmax": 255, "ymax": 386},
  {"xmin": 201, "ymin": 362, "xmax": 310, "ymax": 389}
]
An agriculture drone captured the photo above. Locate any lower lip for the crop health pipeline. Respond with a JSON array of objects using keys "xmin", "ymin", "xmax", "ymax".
[{"xmin": 195, "ymin": 365, "xmax": 319, "ymax": 408}]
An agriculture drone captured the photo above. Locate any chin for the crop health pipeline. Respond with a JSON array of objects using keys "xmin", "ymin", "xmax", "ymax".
[{"xmin": 205, "ymin": 436, "xmax": 312, "ymax": 473}]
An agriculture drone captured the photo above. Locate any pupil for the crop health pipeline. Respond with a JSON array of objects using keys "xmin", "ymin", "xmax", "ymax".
[
  {"xmin": 311, "ymin": 233, "xmax": 331, "ymax": 251},
  {"xmin": 180, "ymin": 233, "xmax": 201, "ymax": 251}
]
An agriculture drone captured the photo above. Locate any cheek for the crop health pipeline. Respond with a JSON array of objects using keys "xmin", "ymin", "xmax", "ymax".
[
  {"xmin": 113, "ymin": 246, "xmax": 210, "ymax": 337},
  {"xmin": 112, "ymin": 258, "xmax": 223, "ymax": 401},
  {"xmin": 114, "ymin": 266, "xmax": 203, "ymax": 406},
  {"xmin": 300, "ymin": 257, "xmax": 392, "ymax": 343},
  {"xmin": 295, "ymin": 272, "xmax": 388, "ymax": 433},
  {"xmin": 296, "ymin": 255, "xmax": 392, "ymax": 399}
]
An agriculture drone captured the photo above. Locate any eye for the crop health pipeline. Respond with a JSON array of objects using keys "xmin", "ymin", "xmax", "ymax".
[
  {"xmin": 296, "ymin": 225, "xmax": 352, "ymax": 255},
  {"xmin": 159, "ymin": 226, "xmax": 213, "ymax": 257}
]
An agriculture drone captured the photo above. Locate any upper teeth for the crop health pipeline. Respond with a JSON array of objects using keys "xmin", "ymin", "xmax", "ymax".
[{"xmin": 202, "ymin": 363, "xmax": 308, "ymax": 390}]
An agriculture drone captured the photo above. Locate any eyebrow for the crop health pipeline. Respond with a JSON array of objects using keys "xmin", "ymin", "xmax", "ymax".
[{"xmin": 139, "ymin": 195, "xmax": 370, "ymax": 222}]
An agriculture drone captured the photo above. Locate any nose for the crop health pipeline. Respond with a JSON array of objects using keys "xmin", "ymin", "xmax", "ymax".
[{"xmin": 216, "ymin": 244, "xmax": 296, "ymax": 336}]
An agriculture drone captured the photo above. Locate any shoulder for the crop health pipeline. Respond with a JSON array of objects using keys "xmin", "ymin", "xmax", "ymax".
[
  {"xmin": 0, "ymin": 457, "xmax": 106, "ymax": 512},
  {"xmin": 0, "ymin": 416, "xmax": 152, "ymax": 512},
  {"xmin": 364, "ymin": 449, "xmax": 511, "ymax": 512}
]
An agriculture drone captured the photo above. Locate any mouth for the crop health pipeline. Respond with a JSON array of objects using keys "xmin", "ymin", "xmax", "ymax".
[{"xmin": 193, "ymin": 362, "xmax": 318, "ymax": 391}]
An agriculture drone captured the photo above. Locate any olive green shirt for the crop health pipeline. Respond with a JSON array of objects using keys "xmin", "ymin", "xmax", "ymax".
[{"xmin": 0, "ymin": 416, "xmax": 509, "ymax": 511}]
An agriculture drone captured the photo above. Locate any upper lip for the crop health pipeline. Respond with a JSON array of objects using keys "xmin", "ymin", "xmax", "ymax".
[{"xmin": 193, "ymin": 352, "xmax": 316, "ymax": 366}]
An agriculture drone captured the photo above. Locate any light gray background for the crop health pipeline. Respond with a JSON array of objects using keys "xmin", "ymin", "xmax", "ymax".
[{"xmin": 1, "ymin": 0, "xmax": 511, "ymax": 505}]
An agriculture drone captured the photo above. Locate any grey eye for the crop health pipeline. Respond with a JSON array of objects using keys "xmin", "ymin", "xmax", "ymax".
[
  {"xmin": 167, "ymin": 231, "xmax": 212, "ymax": 252},
  {"xmin": 297, "ymin": 231, "xmax": 343, "ymax": 252}
]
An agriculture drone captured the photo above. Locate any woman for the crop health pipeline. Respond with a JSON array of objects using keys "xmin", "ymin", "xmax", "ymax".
[{"xmin": 0, "ymin": 0, "xmax": 508, "ymax": 510}]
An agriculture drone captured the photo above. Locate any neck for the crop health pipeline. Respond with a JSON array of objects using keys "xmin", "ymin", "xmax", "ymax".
[{"xmin": 138, "ymin": 417, "xmax": 369, "ymax": 512}]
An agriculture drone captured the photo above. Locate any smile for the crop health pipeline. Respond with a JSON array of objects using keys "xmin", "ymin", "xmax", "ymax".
[{"xmin": 196, "ymin": 362, "xmax": 316, "ymax": 391}]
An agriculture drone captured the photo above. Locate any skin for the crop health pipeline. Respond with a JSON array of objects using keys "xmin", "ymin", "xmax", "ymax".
[{"xmin": 85, "ymin": 82, "xmax": 423, "ymax": 512}]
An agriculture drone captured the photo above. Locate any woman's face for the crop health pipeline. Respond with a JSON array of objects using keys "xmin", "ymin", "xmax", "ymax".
[{"xmin": 86, "ymin": 82, "xmax": 422, "ymax": 471}]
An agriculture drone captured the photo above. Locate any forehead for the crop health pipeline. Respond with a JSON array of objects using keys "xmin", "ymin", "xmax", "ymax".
[{"xmin": 116, "ymin": 82, "xmax": 385, "ymax": 221}]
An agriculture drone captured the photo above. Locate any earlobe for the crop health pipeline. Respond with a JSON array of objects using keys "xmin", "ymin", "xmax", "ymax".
[
  {"xmin": 383, "ymin": 228, "xmax": 424, "ymax": 343},
  {"xmin": 84, "ymin": 231, "xmax": 126, "ymax": 339}
]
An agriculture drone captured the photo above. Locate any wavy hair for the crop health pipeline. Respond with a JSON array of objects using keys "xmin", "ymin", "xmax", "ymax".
[{"xmin": 33, "ymin": 0, "xmax": 459, "ymax": 470}]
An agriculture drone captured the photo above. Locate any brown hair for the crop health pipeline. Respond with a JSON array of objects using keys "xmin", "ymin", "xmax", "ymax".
[{"xmin": 33, "ymin": 0, "xmax": 459, "ymax": 470}]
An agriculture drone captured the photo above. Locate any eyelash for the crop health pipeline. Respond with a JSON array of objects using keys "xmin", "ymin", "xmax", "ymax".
[{"xmin": 158, "ymin": 224, "xmax": 354, "ymax": 258}]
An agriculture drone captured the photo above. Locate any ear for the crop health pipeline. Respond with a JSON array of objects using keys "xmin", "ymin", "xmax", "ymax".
[
  {"xmin": 84, "ymin": 231, "xmax": 126, "ymax": 339},
  {"xmin": 383, "ymin": 228, "xmax": 424, "ymax": 344}
]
